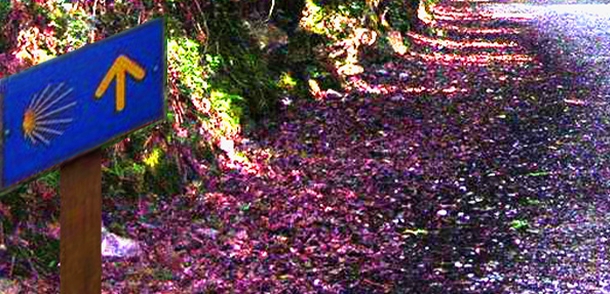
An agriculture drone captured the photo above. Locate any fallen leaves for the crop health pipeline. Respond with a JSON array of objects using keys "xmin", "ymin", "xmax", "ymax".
[{"xmin": 9, "ymin": 0, "xmax": 610, "ymax": 293}]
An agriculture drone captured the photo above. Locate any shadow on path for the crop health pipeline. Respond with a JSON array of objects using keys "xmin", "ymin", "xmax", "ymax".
[{"xmin": 99, "ymin": 0, "xmax": 610, "ymax": 293}]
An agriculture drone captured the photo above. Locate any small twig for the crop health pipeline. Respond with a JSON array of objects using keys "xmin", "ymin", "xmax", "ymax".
[
  {"xmin": 90, "ymin": 0, "xmax": 98, "ymax": 43},
  {"xmin": 26, "ymin": 252, "xmax": 39, "ymax": 280},
  {"xmin": 198, "ymin": 9, "xmax": 211, "ymax": 55},
  {"xmin": 191, "ymin": 234, "xmax": 205, "ymax": 245},
  {"xmin": 227, "ymin": 71, "xmax": 248, "ymax": 88},
  {"xmin": 363, "ymin": 278, "xmax": 387, "ymax": 290},
  {"xmin": 564, "ymin": 99, "xmax": 586, "ymax": 106},
  {"xmin": 92, "ymin": 0, "xmax": 98, "ymax": 18},
  {"xmin": 266, "ymin": 0, "xmax": 276, "ymax": 22},
  {"xmin": 193, "ymin": 0, "xmax": 208, "ymax": 40},
  {"xmin": 0, "ymin": 222, "xmax": 5, "ymax": 251},
  {"xmin": 9, "ymin": 254, "xmax": 15, "ymax": 278}
]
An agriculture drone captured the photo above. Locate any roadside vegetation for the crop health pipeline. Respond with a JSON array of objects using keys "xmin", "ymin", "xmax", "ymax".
[{"xmin": 0, "ymin": 0, "xmax": 439, "ymax": 291}]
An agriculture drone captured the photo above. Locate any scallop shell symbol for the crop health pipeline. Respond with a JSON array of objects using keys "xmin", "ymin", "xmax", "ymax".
[{"xmin": 22, "ymin": 83, "xmax": 76, "ymax": 145}]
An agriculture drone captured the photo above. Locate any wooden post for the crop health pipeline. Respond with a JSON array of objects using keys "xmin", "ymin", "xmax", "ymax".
[{"xmin": 60, "ymin": 150, "xmax": 102, "ymax": 294}]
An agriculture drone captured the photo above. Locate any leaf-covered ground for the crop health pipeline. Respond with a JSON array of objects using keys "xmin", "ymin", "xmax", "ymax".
[{"xmin": 10, "ymin": 0, "xmax": 610, "ymax": 292}]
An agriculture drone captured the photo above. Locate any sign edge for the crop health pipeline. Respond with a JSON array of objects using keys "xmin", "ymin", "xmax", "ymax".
[
  {"xmin": 0, "ymin": 78, "xmax": 4, "ymax": 190},
  {"xmin": 0, "ymin": 18, "xmax": 166, "ymax": 194}
]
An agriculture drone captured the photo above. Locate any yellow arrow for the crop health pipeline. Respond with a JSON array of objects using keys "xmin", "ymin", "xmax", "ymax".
[{"xmin": 95, "ymin": 55, "xmax": 146, "ymax": 112}]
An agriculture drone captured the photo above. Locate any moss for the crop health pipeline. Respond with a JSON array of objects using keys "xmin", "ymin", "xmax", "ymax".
[{"xmin": 0, "ymin": 1, "xmax": 12, "ymax": 51}]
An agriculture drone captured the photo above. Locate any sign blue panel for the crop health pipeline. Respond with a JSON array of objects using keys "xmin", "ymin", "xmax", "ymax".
[{"xmin": 0, "ymin": 18, "xmax": 166, "ymax": 192}]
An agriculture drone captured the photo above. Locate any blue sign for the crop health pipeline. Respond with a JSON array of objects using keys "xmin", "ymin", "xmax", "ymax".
[{"xmin": 0, "ymin": 18, "xmax": 166, "ymax": 192}]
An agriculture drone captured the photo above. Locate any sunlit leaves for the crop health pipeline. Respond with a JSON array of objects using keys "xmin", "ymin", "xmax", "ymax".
[
  {"xmin": 143, "ymin": 147, "xmax": 163, "ymax": 170},
  {"xmin": 278, "ymin": 72, "xmax": 298, "ymax": 90},
  {"xmin": 204, "ymin": 54, "xmax": 224, "ymax": 74},
  {"xmin": 208, "ymin": 90, "xmax": 245, "ymax": 136},
  {"xmin": 169, "ymin": 37, "xmax": 209, "ymax": 93}
]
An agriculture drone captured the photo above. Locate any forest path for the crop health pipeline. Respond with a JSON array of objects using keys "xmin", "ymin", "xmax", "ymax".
[{"xmin": 98, "ymin": 0, "xmax": 610, "ymax": 293}]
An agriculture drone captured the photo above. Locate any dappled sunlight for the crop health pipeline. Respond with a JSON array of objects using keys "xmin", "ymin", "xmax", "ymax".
[
  {"xmin": 431, "ymin": 4, "xmax": 474, "ymax": 14},
  {"xmin": 348, "ymin": 77, "xmax": 398, "ymax": 95},
  {"xmin": 399, "ymin": 85, "xmax": 470, "ymax": 95},
  {"xmin": 432, "ymin": 12, "xmax": 534, "ymax": 22},
  {"xmin": 432, "ymin": 13, "xmax": 491, "ymax": 21},
  {"xmin": 448, "ymin": 0, "xmax": 495, "ymax": 3},
  {"xmin": 430, "ymin": 4, "xmax": 524, "ymax": 33},
  {"xmin": 402, "ymin": 86, "xmax": 427, "ymax": 94},
  {"xmin": 217, "ymin": 152, "xmax": 266, "ymax": 177},
  {"xmin": 533, "ymin": 3, "xmax": 610, "ymax": 15},
  {"xmin": 488, "ymin": 14, "xmax": 535, "ymax": 22},
  {"xmin": 440, "ymin": 85, "xmax": 470, "ymax": 94},
  {"xmin": 430, "ymin": 0, "xmax": 536, "ymax": 25},
  {"xmin": 437, "ymin": 24, "xmax": 523, "ymax": 35},
  {"xmin": 407, "ymin": 51, "xmax": 534, "ymax": 65},
  {"xmin": 156, "ymin": 1, "xmax": 610, "ymax": 293},
  {"xmin": 387, "ymin": 30, "xmax": 410, "ymax": 55},
  {"xmin": 432, "ymin": 9, "xmax": 484, "ymax": 18},
  {"xmin": 8, "ymin": 0, "xmax": 610, "ymax": 292},
  {"xmin": 397, "ymin": 85, "xmax": 470, "ymax": 95},
  {"xmin": 407, "ymin": 31, "xmax": 518, "ymax": 49},
  {"xmin": 214, "ymin": 138, "xmax": 276, "ymax": 178},
  {"xmin": 347, "ymin": 76, "xmax": 470, "ymax": 97}
]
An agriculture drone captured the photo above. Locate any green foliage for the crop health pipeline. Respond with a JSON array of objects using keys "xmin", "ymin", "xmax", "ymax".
[
  {"xmin": 510, "ymin": 219, "xmax": 529, "ymax": 231},
  {"xmin": 168, "ymin": 37, "xmax": 209, "ymax": 101},
  {"xmin": 385, "ymin": 1, "xmax": 413, "ymax": 32},
  {"xmin": 0, "ymin": 1, "xmax": 9, "ymax": 20},
  {"xmin": 302, "ymin": 0, "xmax": 328, "ymax": 36},
  {"xmin": 306, "ymin": 64, "xmax": 340, "ymax": 90},
  {"xmin": 38, "ymin": 171, "xmax": 59, "ymax": 188},
  {"xmin": 303, "ymin": 0, "xmax": 364, "ymax": 39},
  {"xmin": 205, "ymin": 46, "xmax": 278, "ymax": 123},
  {"xmin": 143, "ymin": 147, "xmax": 163, "ymax": 170},
  {"xmin": 45, "ymin": 1, "xmax": 92, "ymax": 52},
  {"xmin": 102, "ymin": 126, "xmax": 183, "ymax": 200},
  {"xmin": 204, "ymin": 54, "xmax": 225, "ymax": 73},
  {"xmin": 278, "ymin": 72, "xmax": 298, "ymax": 90},
  {"xmin": 519, "ymin": 197, "xmax": 541, "ymax": 207},
  {"xmin": 0, "ymin": 0, "xmax": 436, "ymax": 281},
  {"xmin": 0, "ymin": 1, "xmax": 11, "ymax": 51},
  {"xmin": 210, "ymin": 90, "xmax": 244, "ymax": 127},
  {"xmin": 96, "ymin": 1, "xmax": 145, "ymax": 34},
  {"xmin": 20, "ymin": 232, "xmax": 60, "ymax": 277},
  {"xmin": 297, "ymin": 0, "xmax": 427, "ymax": 87}
]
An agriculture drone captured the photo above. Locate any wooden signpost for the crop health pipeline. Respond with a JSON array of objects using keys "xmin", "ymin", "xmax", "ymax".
[{"xmin": 0, "ymin": 19, "xmax": 166, "ymax": 293}]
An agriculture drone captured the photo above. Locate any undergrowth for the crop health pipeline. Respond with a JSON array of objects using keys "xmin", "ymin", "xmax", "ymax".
[{"xmin": 0, "ymin": 0, "xmax": 437, "ymax": 281}]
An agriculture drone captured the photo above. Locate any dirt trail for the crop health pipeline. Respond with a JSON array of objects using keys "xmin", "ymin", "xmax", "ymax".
[{"xmin": 95, "ymin": 1, "xmax": 610, "ymax": 293}]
